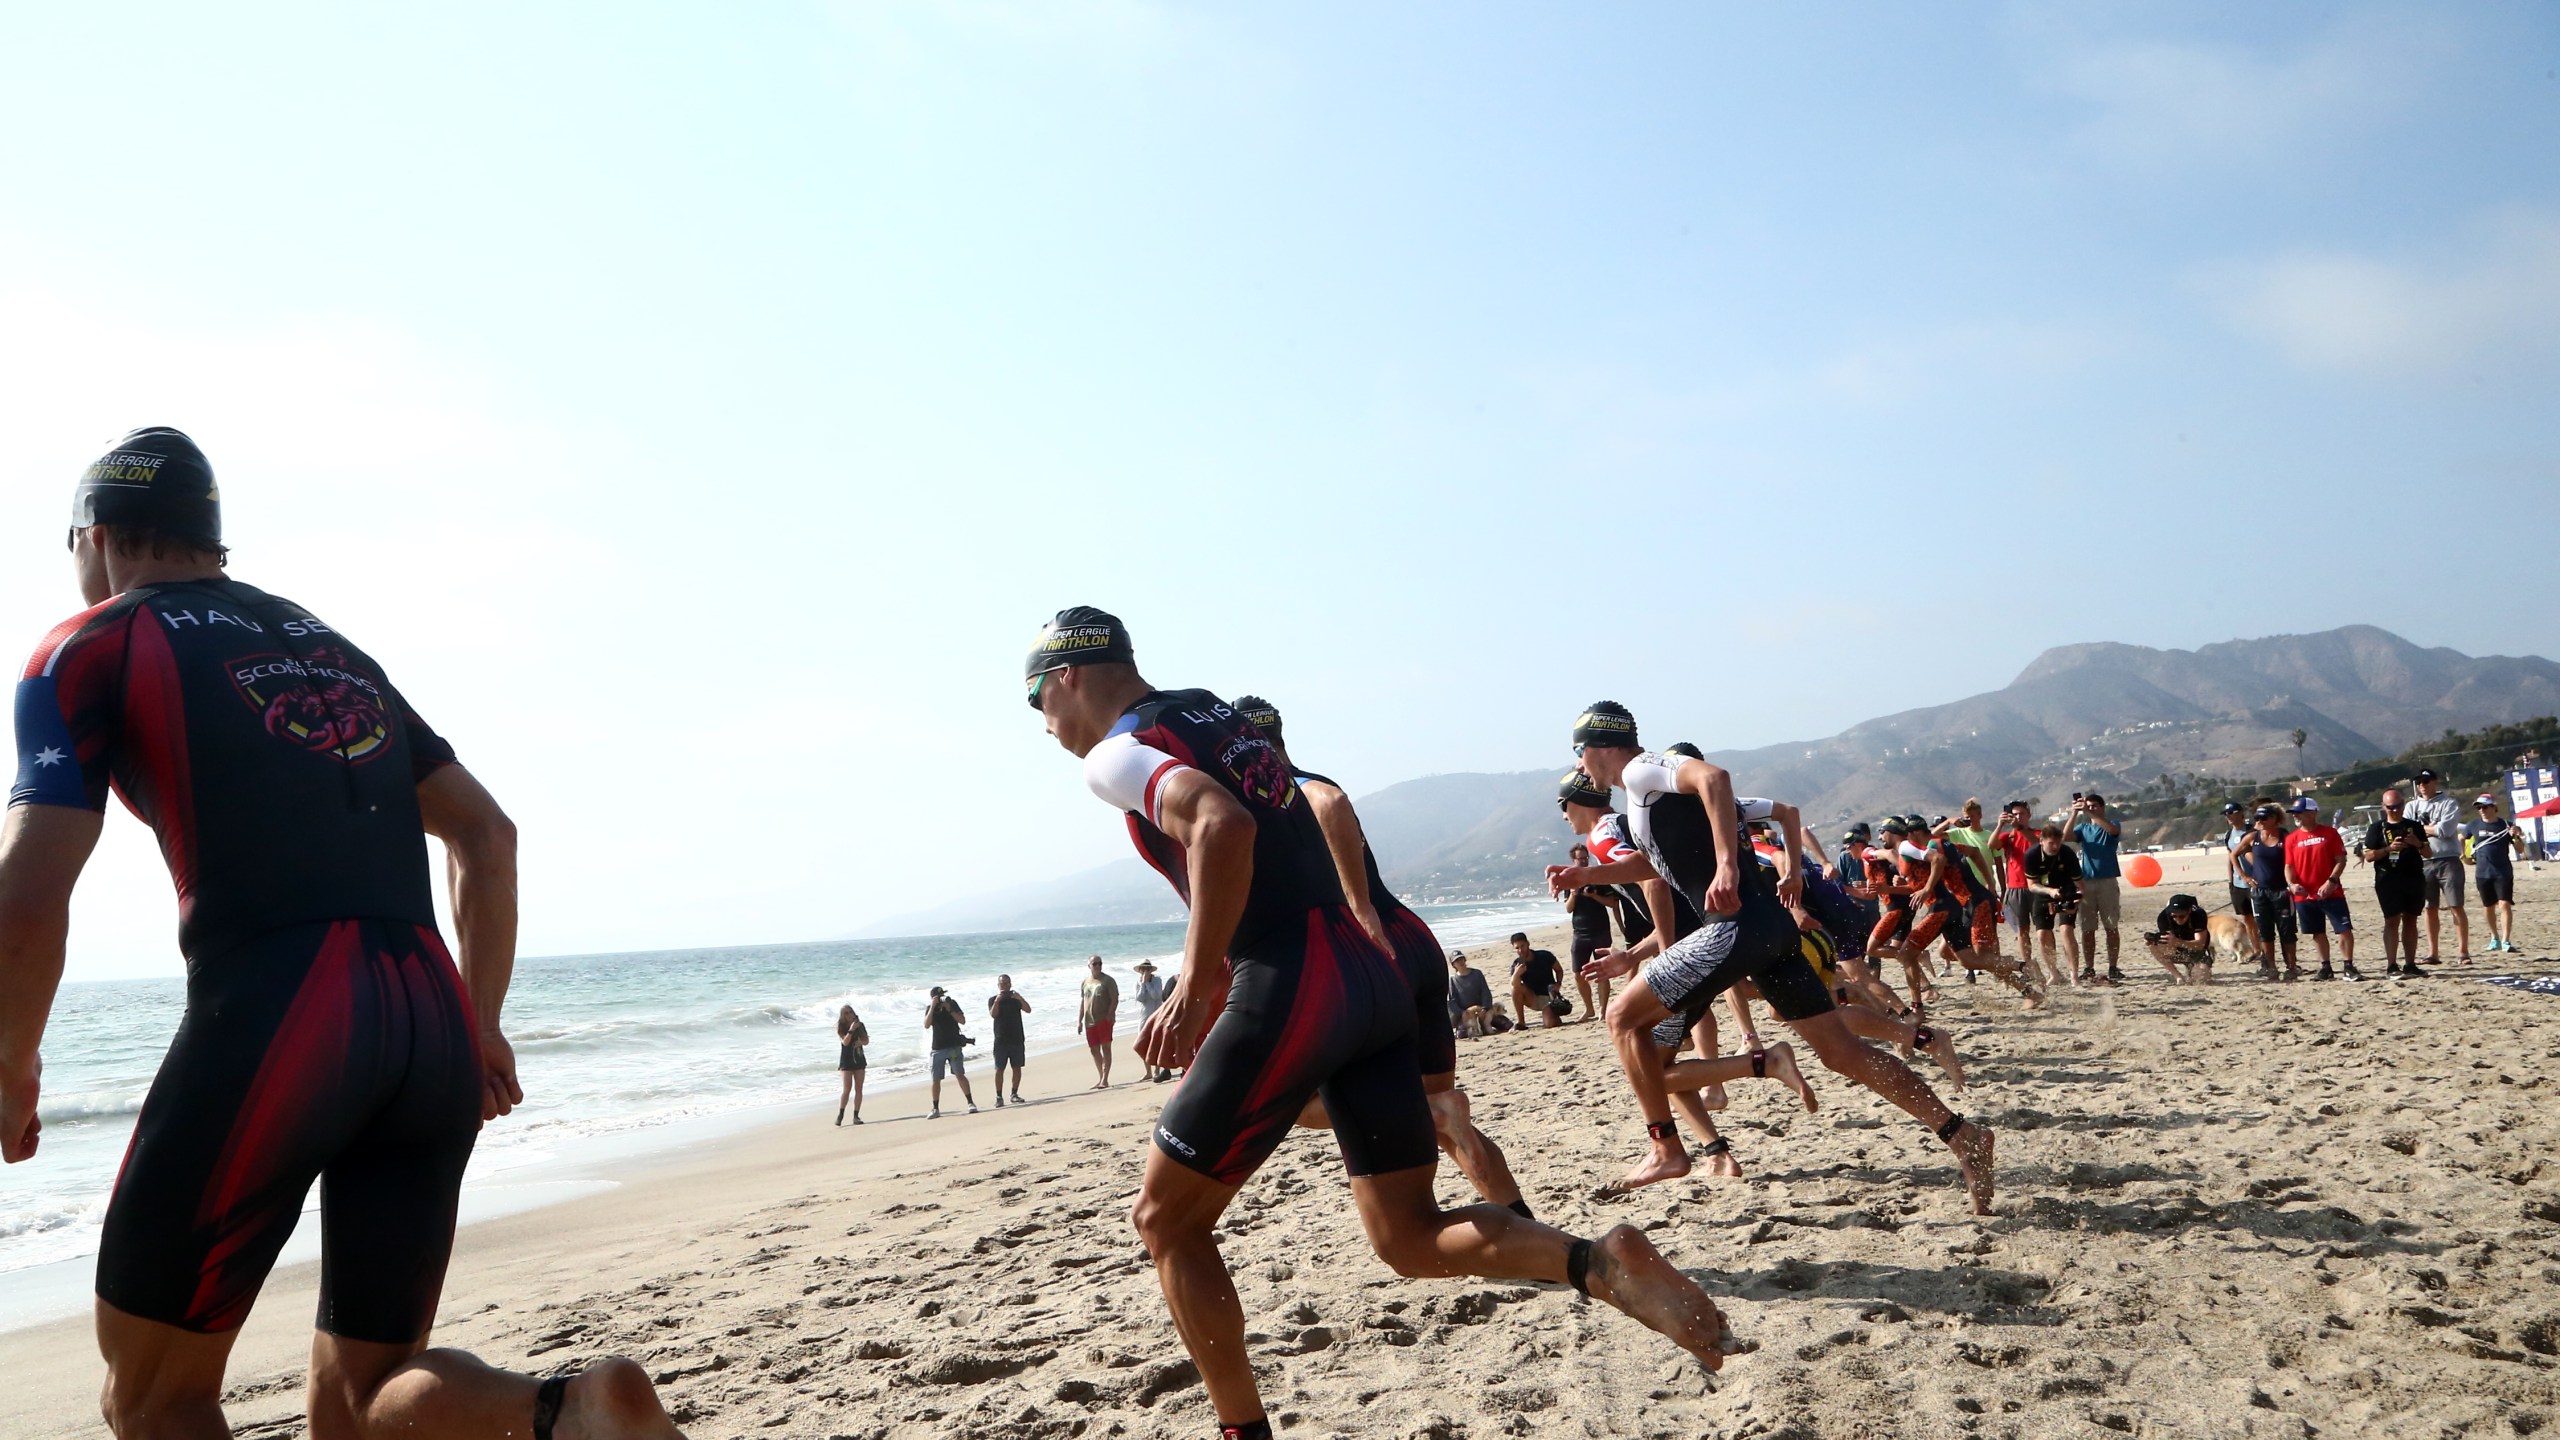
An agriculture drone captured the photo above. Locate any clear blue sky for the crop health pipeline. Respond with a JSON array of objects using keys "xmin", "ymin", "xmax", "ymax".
[{"xmin": 5, "ymin": 3, "xmax": 2555, "ymax": 978}]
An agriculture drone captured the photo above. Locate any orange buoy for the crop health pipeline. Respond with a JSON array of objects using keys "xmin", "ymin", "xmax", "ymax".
[{"xmin": 2125, "ymin": 853, "xmax": 2163, "ymax": 888}]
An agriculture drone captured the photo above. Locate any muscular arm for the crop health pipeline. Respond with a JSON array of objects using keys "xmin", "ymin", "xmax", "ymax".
[
  {"xmin": 1768, "ymin": 799, "xmax": 1806, "ymax": 907},
  {"xmin": 1549, "ymin": 855, "xmax": 1658, "ymax": 892},
  {"xmin": 1300, "ymin": 778, "xmax": 1387, "ymax": 944},
  {"xmin": 0, "ymin": 804, "xmax": 105, "ymax": 1162},
  {"xmin": 1677, "ymin": 759, "xmax": 1745, "ymax": 914},
  {"xmin": 1132, "ymin": 769, "xmax": 1256, "ymax": 1069},
  {"xmin": 417, "ymin": 765, "xmax": 522, "ymax": 1120}
]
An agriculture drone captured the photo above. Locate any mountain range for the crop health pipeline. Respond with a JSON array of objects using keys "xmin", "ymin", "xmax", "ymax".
[{"xmin": 861, "ymin": 626, "xmax": 2560, "ymax": 932}]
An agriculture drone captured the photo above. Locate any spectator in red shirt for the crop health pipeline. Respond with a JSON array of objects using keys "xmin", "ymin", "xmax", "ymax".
[{"xmin": 2283, "ymin": 797, "xmax": 2362, "ymax": 981}]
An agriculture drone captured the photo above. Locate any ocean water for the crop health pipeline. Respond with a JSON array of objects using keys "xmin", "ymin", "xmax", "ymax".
[{"xmin": 0, "ymin": 900, "xmax": 1549, "ymax": 1285}]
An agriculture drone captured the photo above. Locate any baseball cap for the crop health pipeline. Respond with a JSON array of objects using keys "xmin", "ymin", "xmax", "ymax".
[
  {"xmin": 2288, "ymin": 796, "xmax": 2319, "ymax": 813},
  {"xmin": 2221, "ymin": 801, "xmax": 2244, "ymax": 815},
  {"xmin": 2415, "ymin": 768, "xmax": 2439, "ymax": 782},
  {"xmin": 2168, "ymin": 893, "xmax": 2198, "ymax": 910},
  {"xmin": 2253, "ymin": 804, "xmax": 2282, "ymax": 821},
  {"xmin": 2475, "ymin": 794, "xmax": 2497, "ymax": 807}
]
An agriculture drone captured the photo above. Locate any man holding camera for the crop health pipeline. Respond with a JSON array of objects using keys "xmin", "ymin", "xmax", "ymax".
[
  {"xmin": 2361, "ymin": 788, "xmax": 2433, "ymax": 978},
  {"xmin": 925, "ymin": 986, "xmax": 979, "ymax": 1117},
  {"xmin": 2068, "ymin": 793, "xmax": 2126, "ymax": 983}
]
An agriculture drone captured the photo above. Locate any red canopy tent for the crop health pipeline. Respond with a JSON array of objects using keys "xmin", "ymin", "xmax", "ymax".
[{"xmin": 2518, "ymin": 794, "xmax": 2560, "ymax": 820}]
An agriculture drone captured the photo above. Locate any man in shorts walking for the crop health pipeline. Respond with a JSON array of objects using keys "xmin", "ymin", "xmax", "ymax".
[
  {"xmin": 0, "ymin": 430, "xmax": 682, "ymax": 1439},
  {"xmin": 2410, "ymin": 768, "xmax": 2472, "ymax": 964},
  {"xmin": 1026, "ymin": 612, "xmax": 1733, "ymax": 1438},
  {"xmin": 2361, "ymin": 788, "xmax": 2432, "ymax": 978}
]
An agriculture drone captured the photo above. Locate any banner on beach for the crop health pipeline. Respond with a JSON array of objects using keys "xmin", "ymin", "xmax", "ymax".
[
  {"xmin": 2481, "ymin": 974, "xmax": 2560, "ymax": 999},
  {"xmin": 2509, "ymin": 767, "xmax": 2559, "ymax": 858}
]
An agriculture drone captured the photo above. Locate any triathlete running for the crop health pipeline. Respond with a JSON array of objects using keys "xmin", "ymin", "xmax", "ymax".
[
  {"xmin": 1025, "ymin": 612, "xmax": 1734, "ymax": 1439},
  {"xmin": 1546, "ymin": 704, "xmax": 1995, "ymax": 1211},
  {"xmin": 1231, "ymin": 694, "xmax": 1528, "ymax": 1215}
]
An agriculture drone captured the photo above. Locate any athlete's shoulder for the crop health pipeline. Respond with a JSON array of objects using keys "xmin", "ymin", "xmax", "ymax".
[
  {"xmin": 1621, "ymin": 751, "xmax": 1681, "ymax": 799},
  {"xmin": 20, "ymin": 594, "xmax": 144, "ymax": 680}
]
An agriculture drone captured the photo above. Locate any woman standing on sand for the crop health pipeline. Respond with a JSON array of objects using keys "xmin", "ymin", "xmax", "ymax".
[{"xmin": 836, "ymin": 1004, "xmax": 869, "ymax": 1125}]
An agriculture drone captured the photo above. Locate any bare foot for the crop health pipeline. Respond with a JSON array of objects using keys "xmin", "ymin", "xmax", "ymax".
[
  {"xmin": 1949, "ymin": 1121, "xmax": 1997, "ymax": 1216},
  {"xmin": 1921, "ymin": 1028, "xmax": 1965, "ymax": 1091},
  {"xmin": 1582, "ymin": 1224, "xmax": 1732, "ymax": 1371},
  {"xmin": 1598, "ymin": 1141, "xmax": 1691, "ymax": 1196},
  {"xmin": 558, "ymin": 1357, "xmax": 686, "ymax": 1440},
  {"xmin": 1764, "ymin": 1042, "xmax": 1819, "ymax": 1114},
  {"xmin": 1700, "ymin": 1146, "xmax": 1744, "ymax": 1179},
  {"xmin": 1696, "ymin": 1083, "xmax": 1729, "ymax": 1112}
]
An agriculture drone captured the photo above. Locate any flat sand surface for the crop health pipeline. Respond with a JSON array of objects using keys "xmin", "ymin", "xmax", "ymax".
[{"xmin": 6, "ymin": 850, "xmax": 2558, "ymax": 1438}]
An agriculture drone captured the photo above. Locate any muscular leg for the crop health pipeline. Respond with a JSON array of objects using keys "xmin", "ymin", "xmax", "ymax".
[
  {"xmin": 93, "ymin": 1303, "xmax": 683, "ymax": 1440},
  {"xmin": 1838, "ymin": 1004, "xmax": 1964, "ymax": 1090},
  {"xmin": 1128, "ymin": 1152, "xmax": 1259, "ymax": 1425},
  {"xmin": 1603, "ymin": 980, "xmax": 1810, "ymax": 1193},
  {"xmin": 1667, "ymin": 1089, "xmax": 1742, "ymax": 1177},
  {"xmin": 1296, "ymin": 1077, "xmax": 1525, "ymax": 1209},
  {"xmin": 310, "ymin": 1334, "xmax": 681, "ymax": 1440},
  {"xmin": 1783, "ymin": 1010, "xmax": 1996, "ymax": 1215},
  {"xmin": 97, "ymin": 1303, "xmax": 236, "ymax": 1440},
  {"xmin": 1346, "ymin": 1166, "xmax": 1728, "ymax": 1369}
]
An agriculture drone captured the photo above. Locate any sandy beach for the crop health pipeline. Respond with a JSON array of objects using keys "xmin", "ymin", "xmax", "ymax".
[{"xmin": 6, "ymin": 850, "xmax": 2559, "ymax": 1438}]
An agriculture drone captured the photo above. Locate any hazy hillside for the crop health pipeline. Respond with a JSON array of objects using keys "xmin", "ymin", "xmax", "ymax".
[
  {"xmin": 861, "ymin": 626, "xmax": 2560, "ymax": 929},
  {"xmin": 1364, "ymin": 625, "xmax": 2560, "ymax": 900}
]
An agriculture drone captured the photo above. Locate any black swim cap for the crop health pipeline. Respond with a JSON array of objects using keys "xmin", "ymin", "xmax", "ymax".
[
  {"xmin": 1232, "ymin": 695, "xmax": 1281, "ymax": 736},
  {"xmin": 1665, "ymin": 742, "xmax": 1704, "ymax": 761},
  {"xmin": 73, "ymin": 428, "xmax": 220, "ymax": 545},
  {"xmin": 1571, "ymin": 701, "xmax": 1638, "ymax": 750},
  {"xmin": 1557, "ymin": 769, "xmax": 1611, "ymax": 811},
  {"xmin": 1025, "ymin": 606, "xmax": 1134, "ymax": 707}
]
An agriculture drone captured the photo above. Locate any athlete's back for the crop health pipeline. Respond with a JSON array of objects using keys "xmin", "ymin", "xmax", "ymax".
[{"xmin": 15, "ymin": 577, "xmax": 451, "ymax": 962}]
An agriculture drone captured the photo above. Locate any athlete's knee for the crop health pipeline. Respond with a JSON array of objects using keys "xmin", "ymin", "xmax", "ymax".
[
  {"xmin": 100, "ymin": 1365, "xmax": 224, "ymax": 1440},
  {"xmin": 1604, "ymin": 985, "xmax": 1659, "ymax": 1035},
  {"xmin": 1364, "ymin": 1213, "xmax": 1450, "ymax": 1280}
]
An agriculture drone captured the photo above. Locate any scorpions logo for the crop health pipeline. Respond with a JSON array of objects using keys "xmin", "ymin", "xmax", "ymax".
[{"xmin": 229, "ymin": 649, "xmax": 393, "ymax": 763}]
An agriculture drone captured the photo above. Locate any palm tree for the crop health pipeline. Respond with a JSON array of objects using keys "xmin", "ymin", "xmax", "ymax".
[{"xmin": 2290, "ymin": 728, "xmax": 2308, "ymax": 769}]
